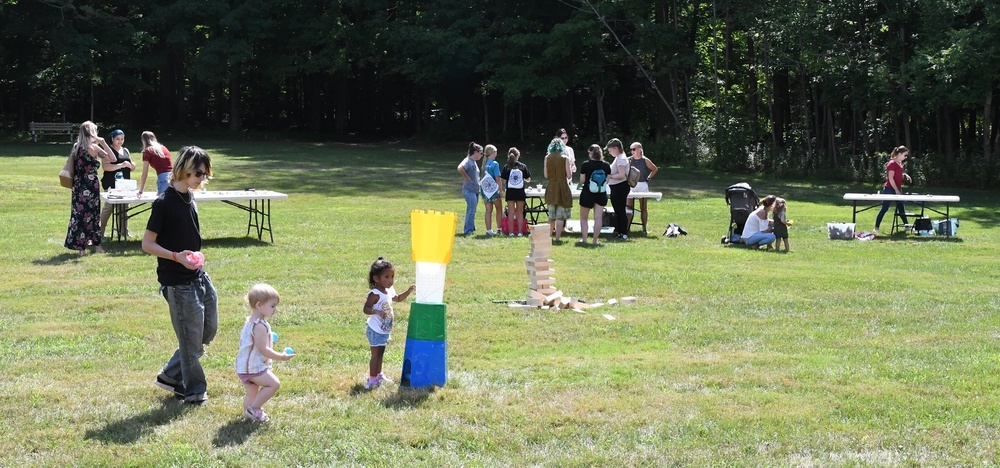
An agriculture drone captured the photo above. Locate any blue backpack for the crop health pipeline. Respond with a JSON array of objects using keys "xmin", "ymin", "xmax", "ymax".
[{"xmin": 588, "ymin": 168, "xmax": 607, "ymax": 193}]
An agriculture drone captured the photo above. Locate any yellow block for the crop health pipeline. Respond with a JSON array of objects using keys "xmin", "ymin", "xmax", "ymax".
[{"xmin": 411, "ymin": 210, "xmax": 458, "ymax": 264}]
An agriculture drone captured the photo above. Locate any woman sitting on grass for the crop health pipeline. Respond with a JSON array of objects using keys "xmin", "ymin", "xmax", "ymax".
[{"xmin": 740, "ymin": 194, "xmax": 776, "ymax": 250}]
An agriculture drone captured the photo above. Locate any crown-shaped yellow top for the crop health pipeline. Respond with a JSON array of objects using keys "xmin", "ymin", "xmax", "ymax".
[{"xmin": 411, "ymin": 210, "xmax": 457, "ymax": 264}]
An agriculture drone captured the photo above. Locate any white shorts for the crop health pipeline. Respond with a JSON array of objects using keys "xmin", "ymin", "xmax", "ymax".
[{"xmin": 633, "ymin": 181, "xmax": 649, "ymax": 193}]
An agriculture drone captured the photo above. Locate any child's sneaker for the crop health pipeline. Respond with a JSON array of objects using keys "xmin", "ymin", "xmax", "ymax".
[
  {"xmin": 376, "ymin": 373, "xmax": 393, "ymax": 385},
  {"xmin": 244, "ymin": 406, "xmax": 269, "ymax": 422},
  {"xmin": 364, "ymin": 376, "xmax": 380, "ymax": 390}
]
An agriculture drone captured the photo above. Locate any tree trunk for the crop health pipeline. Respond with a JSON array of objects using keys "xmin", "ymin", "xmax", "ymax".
[
  {"xmin": 595, "ymin": 88, "xmax": 606, "ymax": 143},
  {"xmin": 982, "ymin": 88, "xmax": 992, "ymax": 162},
  {"xmin": 228, "ymin": 63, "xmax": 242, "ymax": 132},
  {"xmin": 771, "ymin": 67, "xmax": 789, "ymax": 147}
]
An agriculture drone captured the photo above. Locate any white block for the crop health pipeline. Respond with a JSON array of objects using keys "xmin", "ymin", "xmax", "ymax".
[{"xmin": 415, "ymin": 262, "xmax": 447, "ymax": 303}]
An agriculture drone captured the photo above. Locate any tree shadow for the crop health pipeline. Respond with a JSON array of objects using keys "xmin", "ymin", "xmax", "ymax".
[
  {"xmin": 212, "ymin": 416, "xmax": 264, "ymax": 447},
  {"xmin": 83, "ymin": 397, "xmax": 186, "ymax": 445},
  {"xmin": 383, "ymin": 386, "xmax": 435, "ymax": 409}
]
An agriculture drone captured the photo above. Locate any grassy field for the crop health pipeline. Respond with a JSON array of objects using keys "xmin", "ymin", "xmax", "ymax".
[{"xmin": 2, "ymin": 140, "xmax": 1000, "ymax": 466}]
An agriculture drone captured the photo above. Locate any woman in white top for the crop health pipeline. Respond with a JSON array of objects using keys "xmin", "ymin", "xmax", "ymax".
[
  {"xmin": 740, "ymin": 194, "xmax": 777, "ymax": 249},
  {"xmin": 605, "ymin": 138, "xmax": 631, "ymax": 240},
  {"xmin": 556, "ymin": 128, "xmax": 576, "ymax": 184}
]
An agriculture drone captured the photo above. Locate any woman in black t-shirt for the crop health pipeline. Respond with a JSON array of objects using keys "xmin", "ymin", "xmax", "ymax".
[
  {"xmin": 500, "ymin": 147, "xmax": 531, "ymax": 236},
  {"xmin": 99, "ymin": 129, "xmax": 136, "ymax": 238},
  {"xmin": 578, "ymin": 144, "xmax": 612, "ymax": 245}
]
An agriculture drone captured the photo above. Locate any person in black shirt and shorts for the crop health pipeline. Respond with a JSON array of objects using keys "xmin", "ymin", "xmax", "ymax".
[
  {"xmin": 579, "ymin": 144, "xmax": 612, "ymax": 245},
  {"xmin": 142, "ymin": 146, "xmax": 217, "ymax": 405}
]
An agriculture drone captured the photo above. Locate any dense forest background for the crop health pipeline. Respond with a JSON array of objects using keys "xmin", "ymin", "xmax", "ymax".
[{"xmin": 2, "ymin": 0, "xmax": 999, "ymax": 187}]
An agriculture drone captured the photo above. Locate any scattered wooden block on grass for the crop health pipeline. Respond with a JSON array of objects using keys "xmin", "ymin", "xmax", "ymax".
[
  {"xmin": 621, "ymin": 296, "xmax": 637, "ymax": 304},
  {"xmin": 607, "ymin": 298, "xmax": 618, "ymax": 305},
  {"xmin": 602, "ymin": 314, "xmax": 616, "ymax": 320}
]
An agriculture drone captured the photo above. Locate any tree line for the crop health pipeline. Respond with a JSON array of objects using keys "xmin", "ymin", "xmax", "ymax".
[{"xmin": 2, "ymin": 0, "xmax": 998, "ymax": 187}]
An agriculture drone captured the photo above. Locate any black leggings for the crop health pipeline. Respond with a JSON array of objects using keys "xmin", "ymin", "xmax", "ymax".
[{"xmin": 610, "ymin": 182, "xmax": 631, "ymax": 234}]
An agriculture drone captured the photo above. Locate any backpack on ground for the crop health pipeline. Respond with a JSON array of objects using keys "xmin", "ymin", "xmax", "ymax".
[{"xmin": 588, "ymin": 168, "xmax": 607, "ymax": 193}]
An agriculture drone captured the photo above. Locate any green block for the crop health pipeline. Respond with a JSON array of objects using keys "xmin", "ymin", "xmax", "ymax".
[{"xmin": 407, "ymin": 302, "xmax": 446, "ymax": 341}]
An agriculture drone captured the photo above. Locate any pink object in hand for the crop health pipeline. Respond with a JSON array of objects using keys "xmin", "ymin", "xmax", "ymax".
[{"xmin": 186, "ymin": 251, "xmax": 205, "ymax": 268}]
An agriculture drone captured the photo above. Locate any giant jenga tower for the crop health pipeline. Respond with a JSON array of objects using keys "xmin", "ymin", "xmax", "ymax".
[
  {"xmin": 525, "ymin": 224, "xmax": 563, "ymax": 307},
  {"xmin": 401, "ymin": 210, "xmax": 456, "ymax": 389}
]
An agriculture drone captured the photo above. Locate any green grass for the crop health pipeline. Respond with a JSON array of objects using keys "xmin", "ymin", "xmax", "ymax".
[{"xmin": 2, "ymin": 140, "xmax": 1000, "ymax": 465}]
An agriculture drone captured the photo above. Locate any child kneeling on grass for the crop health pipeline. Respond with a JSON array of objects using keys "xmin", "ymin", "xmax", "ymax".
[
  {"xmin": 363, "ymin": 257, "xmax": 415, "ymax": 390},
  {"xmin": 235, "ymin": 283, "xmax": 295, "ymax": 422}
]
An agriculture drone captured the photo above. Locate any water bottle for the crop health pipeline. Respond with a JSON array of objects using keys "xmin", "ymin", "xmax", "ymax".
[{"xmin": 114, "ymin": 171, "xmax": 123, "ymax": 189}]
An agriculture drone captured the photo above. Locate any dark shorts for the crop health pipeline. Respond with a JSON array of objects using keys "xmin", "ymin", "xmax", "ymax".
[
  {"xmin": 506, "ymin": 188, "xmax": 526, "ymax": 201},
  {"xmin": 579, "ymin": 191, "xmax": 608, "ymax": 209}
]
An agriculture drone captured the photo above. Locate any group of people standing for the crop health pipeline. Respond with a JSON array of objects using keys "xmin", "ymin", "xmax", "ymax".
[
  {"xmin": 63, "ymin": 121, "xmax": 174, "ymax": 254},
  {"xmin": 458, "ymin": 128, "xmax": 658, "ymax": 244}
]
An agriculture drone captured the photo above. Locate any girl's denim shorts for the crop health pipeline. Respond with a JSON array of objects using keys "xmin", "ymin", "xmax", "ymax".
[{"xmin": 366, "ymin": 327, "xmax": 389, "ymax": 347}]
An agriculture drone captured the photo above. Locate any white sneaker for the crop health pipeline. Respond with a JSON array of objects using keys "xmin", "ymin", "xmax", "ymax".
[
  {"xmin": 364, "ymin": 377, "xmax": 380, "ymax": 390},
  {"xmin": 377, "ymin": 373, "xmax": 393, "ymax": 385},
  {"xmin": 486, "ymin": 230, "xmax": 495, "ymax": 235}
]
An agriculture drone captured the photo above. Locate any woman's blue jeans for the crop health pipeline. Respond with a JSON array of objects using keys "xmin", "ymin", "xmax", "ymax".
[
  {"xmin": 156, "ymin": 172, "xmax": 170, "ymax": 194},
  {"xmin": 743, "ymin": 232, "xmax": 776, "ymax": 247},
  {"xmin": 462, "ymin": 188, "xmax": 478, "ymax": 234},
  {"xmin": 874, "ymin": 186, "xmax": 906, "ymax": 230},
  {"xmin": 159, "ymin": 273, "xmax": 218, "ymax": 403}
]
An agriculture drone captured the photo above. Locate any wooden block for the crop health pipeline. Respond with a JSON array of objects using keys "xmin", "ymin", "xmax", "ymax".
[
  {"xmin": 508, "ymin": 303, "xmax": 533, "ymax": 309},
  {"xmin": 621, "ymin": 296, "xmax": 637, "ymax": 304},
  {"xmin": 607, "ymin": 298, "xmax": 618, "ymax": 305},
  {"xmin": 544, "ymin": 290, "xmax": 563, "ymax": 304},
  {"xmin": 602, "ymin": 314, "xmax": 616, "ymax": 320},
  {"xmin": 560, "ymin": 296, "xmax": 572, "ymax": 306},
  {"xmin": 528, "ymin": 289, "xmax": 547, "ymax": 300},
  {"xmin": 589, "ymin": 302, "xmax": 604, "ymax": 309},
  {"xmin": 536, "ymin": 287, "xmax": 558, "ymax": 295},
  {"xmin": 571, "ymin": 308, "xmax": 586, "ymax": 314},
  {"xmin": 533, "ymin": 269, "xmax": 555, "ymax": 277},
  {"xmin": 539, "ymin": 305, "xmax": 550, "ymax": 310},
  {"xmin": 527, "ymin": 298, "xmax": 542, "ymax": 307},
  {"xmin": 525, "ymin": 257, "xmax": 553, "ymax": 266}
]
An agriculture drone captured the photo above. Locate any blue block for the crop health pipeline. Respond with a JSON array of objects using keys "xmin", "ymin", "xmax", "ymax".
[{"xmin": 400, "ymin": 338, "xmax": 447, "ymax": 388}]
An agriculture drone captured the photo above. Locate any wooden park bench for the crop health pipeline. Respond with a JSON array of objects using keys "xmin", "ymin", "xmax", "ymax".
[{"xmin": 29, "ymin": 122, "xmax": 76, "ymax": 142}]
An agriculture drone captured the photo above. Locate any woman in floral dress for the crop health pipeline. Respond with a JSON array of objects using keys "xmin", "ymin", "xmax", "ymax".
[{"xmin": 65, "ymin": 121, "xmax": 113, "ymax": 255}]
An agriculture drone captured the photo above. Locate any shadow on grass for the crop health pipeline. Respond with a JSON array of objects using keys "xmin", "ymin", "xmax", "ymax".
[
  {"xmin": 383, "ymin": 386, "xmax": 435, "ymax": 409},
  {"xmin": 32, "ymin": 252, "xmax": 83, "ymax": 265},
  {"xmin": 83, "ymin": 397, "xmax": 186, "ymax": 444},
  {"xmin": 878, "ymin": 234, "xmax": 964, "ymax": 243},
  {"xmin": 212, "ymin": 417, "xmax": 264, "ymax": 447},
  {"xmin": 202, "ymin": 236, "xmax": 273, "ymax": 249}
]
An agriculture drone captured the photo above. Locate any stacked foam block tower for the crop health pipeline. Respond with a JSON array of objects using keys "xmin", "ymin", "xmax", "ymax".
[{"xmin": 401, "ymin": 210, "xmax": 456, "ymax": 389}]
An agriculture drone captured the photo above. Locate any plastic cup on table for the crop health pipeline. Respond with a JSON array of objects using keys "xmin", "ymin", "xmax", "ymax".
[{"xmin": 186, "ymin": 251, "xmax": 205, "ymax": 268}]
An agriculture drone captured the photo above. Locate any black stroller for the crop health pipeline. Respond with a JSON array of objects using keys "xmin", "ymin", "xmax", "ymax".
[{"xmin": 722, "ymin": 182, "xmax": 759, "ymax": 244}]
